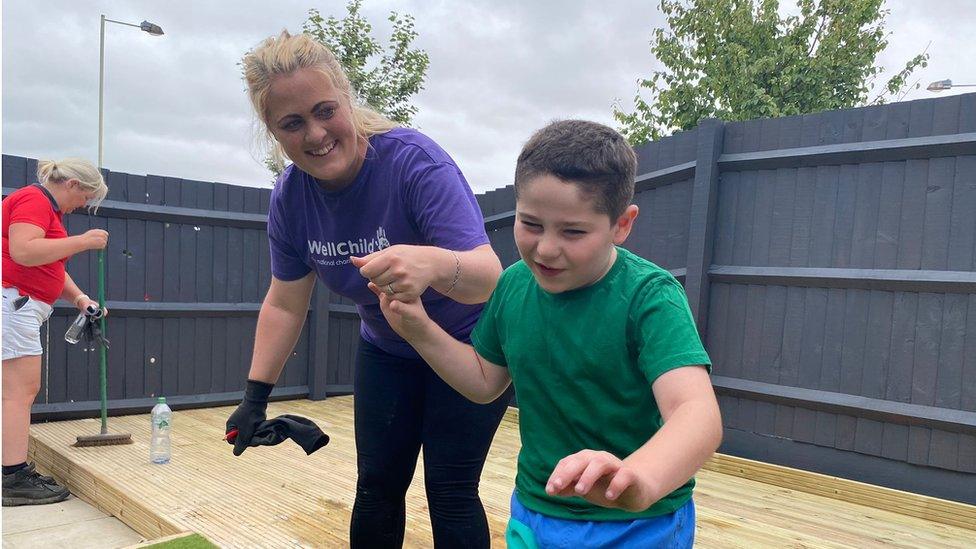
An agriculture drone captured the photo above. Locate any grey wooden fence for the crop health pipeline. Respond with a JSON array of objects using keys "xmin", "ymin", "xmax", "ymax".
[
  {"xmin": 5, "ymin": 92, "xmax": 975, "ymax": 504},
  {"xmin": 1, "ymin": 157, "xmax": 303, "ymax": 417}
]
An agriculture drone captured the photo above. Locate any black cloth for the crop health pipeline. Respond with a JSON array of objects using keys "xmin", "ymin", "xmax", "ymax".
[
  {"xmin": 82, "ymin": 316, "xmax": 110, "ymax": 349},
  {"xmin": 225, "ymin": 382, "xmax": 330, "ymax": 456},
  {"xmin": 243, "ymin": 414, "xmax": 330, "ymax": 455},
  {"xmin": 349, "ymin": 338, "xmax": 510, "ymax": 549}
]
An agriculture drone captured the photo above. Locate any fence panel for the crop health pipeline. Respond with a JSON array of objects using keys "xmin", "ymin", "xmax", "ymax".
[{"xmin": 7, "ymin": 92, "xmax": 975, "ymax": 503}]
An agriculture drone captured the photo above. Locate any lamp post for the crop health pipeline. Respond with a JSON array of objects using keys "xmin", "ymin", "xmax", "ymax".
[
  {"xmin": 94, "ymin": 14, "xmax": 163, "ymax": 435},
  {"xmin": 98, "ymin": 15, "xmax": 164, "ymax": 167},
  {"xmin": 926, "ymin": 79, "xmax": 976, "ymax": 92}
]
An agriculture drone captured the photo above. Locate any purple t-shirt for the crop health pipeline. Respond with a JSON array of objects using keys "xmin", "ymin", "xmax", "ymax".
[{"xmin": 267, "ymin": 128, "xmax": 490, "ymax": 358}]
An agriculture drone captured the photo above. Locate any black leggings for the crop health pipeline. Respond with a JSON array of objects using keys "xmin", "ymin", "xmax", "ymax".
[{"xmin": 349, "ymin": 338, "xmax": 510, "ymax": 549}]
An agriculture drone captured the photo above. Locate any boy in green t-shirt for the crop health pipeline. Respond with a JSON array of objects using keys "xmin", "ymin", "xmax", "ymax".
[{"xmin": 370, "ymin": 120, "xmax": 722, "ymax": 548}]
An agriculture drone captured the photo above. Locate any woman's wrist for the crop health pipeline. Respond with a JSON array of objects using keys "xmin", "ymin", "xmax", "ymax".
[
  {"xmin": 443, "ymin": 250, "xmax": 461, "ymax": 296},
  {"xmin": 68, "ymin": 234, "xmax": 90, "ymax": 255},
  {"xmin": 428, "ymin": 247, "xmax": 460, "ymax": 292},
  {"xmin": 73, "ymin": 293, "xmax": 91, "ymax": 307}
]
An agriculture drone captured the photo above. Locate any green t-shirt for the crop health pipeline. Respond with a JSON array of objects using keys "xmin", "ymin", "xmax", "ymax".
[{"xmin": 471, "ymin": 247, "xmax": 711, "ymax": 521}]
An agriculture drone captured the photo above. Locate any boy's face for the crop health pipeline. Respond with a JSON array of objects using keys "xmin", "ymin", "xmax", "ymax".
[{"xmin": 514, "ymin": 174, "xmax": 638, "ymax": 294}]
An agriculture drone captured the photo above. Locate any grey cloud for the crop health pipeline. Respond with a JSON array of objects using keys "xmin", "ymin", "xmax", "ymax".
[{"xmin": 4, "ymin": 0, "xmax": 972, "ymax": 194}]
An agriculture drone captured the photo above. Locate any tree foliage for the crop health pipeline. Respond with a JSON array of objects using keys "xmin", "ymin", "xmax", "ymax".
[
  {"xmin": 614, "ymin": 0, "xmax": 929, "ymax": 144},
  {"xmin": 302, "ymin": 0, "xmax": 430, "ymax": 125}
]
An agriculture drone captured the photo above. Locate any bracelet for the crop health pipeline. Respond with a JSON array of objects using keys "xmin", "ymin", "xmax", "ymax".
[
  {"xmin": 444, "ymin": 251, "xmax": 462, "ymax": 296},
  {"xmin": 73, "ymin": 294, "xmax": 90, "ymax": 306}
]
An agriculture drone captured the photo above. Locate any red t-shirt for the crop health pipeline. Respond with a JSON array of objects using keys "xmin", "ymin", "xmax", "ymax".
[{"xmin": 2, "ymin": 185, "xmax": 68, "ymax": 304}]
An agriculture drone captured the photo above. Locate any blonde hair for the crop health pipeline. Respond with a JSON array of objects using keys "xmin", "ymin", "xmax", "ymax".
[
  {"xmin": 242, "ymin": 30, "xmax": 398, "ymax": 172},
  {"xmin": 37, "ymin": 158, "xmax": 108, "ymax": 212}
]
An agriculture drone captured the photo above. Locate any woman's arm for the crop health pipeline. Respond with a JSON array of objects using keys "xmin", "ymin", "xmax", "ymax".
[
  {"xmin": 246, "ymin": 272, "xmax": 316, "ymax": 383},
  {"xmin": 7, "ymin": 223, "xmax": 107, "ymax": 267},
  {"xmin": 351, "ymin": 243, "xmax": 502, "ymax": 305},
  {"xmin": 427, "ymin": 244, "xmax": 501, "ymax": 304},
  {"xmin": 60, "ymin": 273, "xmax": 101, "ymax": 312}
]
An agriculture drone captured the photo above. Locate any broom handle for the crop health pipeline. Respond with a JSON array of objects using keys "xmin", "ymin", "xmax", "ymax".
[{"xmin": 98, "ymin": 248, "xmax": 108, "ymax": 434}]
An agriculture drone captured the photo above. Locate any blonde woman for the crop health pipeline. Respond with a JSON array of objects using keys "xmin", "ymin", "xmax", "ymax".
[
  {"xmin": 226, "ymin": 31, "xmax": 506, "ymax": 547},
  {"xmin": 2, "ymin": 158, "xmax": 109, "ymax": 506}
]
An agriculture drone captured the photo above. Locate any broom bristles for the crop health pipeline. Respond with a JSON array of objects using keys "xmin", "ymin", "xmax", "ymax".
[{"xmin": 73, "ymin": 433, "xmax": 133, "ymax": 447}]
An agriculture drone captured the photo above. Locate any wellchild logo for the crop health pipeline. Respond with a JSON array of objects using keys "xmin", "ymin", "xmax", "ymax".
[
  {"xmin": 375, "ymin": 226, "xmax": 390, "ymax": 249},
  {"xmin": 307, "ymin": 226, "xmax": 391, "ymax": 266}
]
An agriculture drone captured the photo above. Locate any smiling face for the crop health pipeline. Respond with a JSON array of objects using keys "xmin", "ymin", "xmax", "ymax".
[
  {"xmin": 266, "ymin": 67, "xmax": 364, "ymax": 190},
  {"xmin": 514, "ymin": 174, "xmax": 639, "ymax": 294}
]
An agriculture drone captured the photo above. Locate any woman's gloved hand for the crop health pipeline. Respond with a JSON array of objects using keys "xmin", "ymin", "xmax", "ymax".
[{"xmin": 225, "ymin": 379, "xmax": 274, "ymax": 456}]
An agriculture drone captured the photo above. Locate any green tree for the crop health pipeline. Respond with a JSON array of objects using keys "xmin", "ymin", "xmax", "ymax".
[
  {"xmin": 614, "ymin": 0, "xmax": 929, "ymax": 145},
  {"xmin": 264, "ymin": 0, "xmax": 430, "ymax": 176},
  {"xmin": 303, "ymin": 0, "xmax": 430, "ymax": 125}
]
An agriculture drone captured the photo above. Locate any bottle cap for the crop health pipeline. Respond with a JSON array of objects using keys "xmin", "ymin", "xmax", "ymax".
[{"xmin": 157, "ymin": 396, "xmax": 166, "ymax": 404}]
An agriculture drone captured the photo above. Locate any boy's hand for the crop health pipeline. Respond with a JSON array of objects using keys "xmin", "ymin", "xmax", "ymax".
[
  {"xmin": 545, "ymin": 450, "xmax": 657, "ymax": 512},
  {"xmin": 368, "ymin": 282, "xmax": 433, "ymax": 341}
]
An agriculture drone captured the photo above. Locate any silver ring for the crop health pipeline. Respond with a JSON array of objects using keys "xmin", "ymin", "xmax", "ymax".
[{"xmin": 387, "ymin": 283, "xmax": 395, "ymax": 295}]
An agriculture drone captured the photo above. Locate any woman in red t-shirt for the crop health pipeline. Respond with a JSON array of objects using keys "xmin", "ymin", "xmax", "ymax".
[{"xmin": 2, "ymin": 158, "xmax": 109, "ymax": 506}]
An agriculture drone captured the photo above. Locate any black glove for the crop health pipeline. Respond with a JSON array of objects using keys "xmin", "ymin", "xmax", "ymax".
[{"xmin": 225, "ymin": 379, "xmax": 274, "ymax": 456}]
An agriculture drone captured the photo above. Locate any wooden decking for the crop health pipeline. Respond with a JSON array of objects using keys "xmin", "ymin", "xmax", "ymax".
[{"xmin": 29, "ymin": 396, "xmax": 975, "ymax": 548}]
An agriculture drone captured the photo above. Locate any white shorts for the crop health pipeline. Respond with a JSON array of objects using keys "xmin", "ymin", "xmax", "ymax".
[{"xmin": 2, "ymin": 286, "xmax": 53, "ymax": 360}]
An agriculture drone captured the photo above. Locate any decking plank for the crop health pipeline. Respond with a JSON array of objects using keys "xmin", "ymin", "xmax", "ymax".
[{"xmin": 29, "ymin": 397, "xmax": 976, "ymax": 547}]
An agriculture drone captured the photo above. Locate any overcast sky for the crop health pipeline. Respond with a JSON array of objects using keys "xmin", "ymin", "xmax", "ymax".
[{"xmin": 3, "ymin": 1, "xmax": 974, "ymax": 193}]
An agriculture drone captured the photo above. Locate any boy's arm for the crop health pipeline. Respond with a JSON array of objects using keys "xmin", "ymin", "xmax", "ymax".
[
  {"xmin": 547, "ymin": 365, "xmax": 721, "ymax": 511},
  {"xmin": 623, "ymin": 365, "xmax": 722, "ymax": 503},
  {"xmin": 371, "ymin": 283, "xmax": 511, "ymax": 403},
  {"xmin": 404, "ymin": 314, "xmax": 512, "ymax": 404}
]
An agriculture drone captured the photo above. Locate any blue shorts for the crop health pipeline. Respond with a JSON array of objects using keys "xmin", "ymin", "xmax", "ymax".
[{"xmin": 506, "ymin": 491, "xmax": 695, "ymax": 549}]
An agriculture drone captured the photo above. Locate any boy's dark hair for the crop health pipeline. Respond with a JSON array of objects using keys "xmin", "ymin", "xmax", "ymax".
[{"xmin": 514, "ymin": 120, "xmax": 637, "ymax": 220}]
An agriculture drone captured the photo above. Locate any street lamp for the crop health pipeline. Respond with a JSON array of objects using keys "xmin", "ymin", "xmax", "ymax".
[
  {"xmin": 926, "ymin": 79, "xmax": 976, "ymax": 92},
  {"xmin": 98, "ymin": 15, "xmax": 165, "ymax": 167},
  {"xmin": 92, "ymin": 14, "xmax": 163, "ymax": 439}
]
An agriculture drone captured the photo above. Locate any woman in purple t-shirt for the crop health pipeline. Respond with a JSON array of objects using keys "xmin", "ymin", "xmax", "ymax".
[{"xmin": 226, "ymin": 30, "xmax": 509, "ymax": 548}]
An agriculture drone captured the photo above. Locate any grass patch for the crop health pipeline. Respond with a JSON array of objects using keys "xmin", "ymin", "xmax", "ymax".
[{"xmin": 141, "ymin": 533, "xmax": 218, "ymax": 549}]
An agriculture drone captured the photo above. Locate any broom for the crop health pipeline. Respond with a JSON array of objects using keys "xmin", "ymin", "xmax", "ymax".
[{"xmin": 74, "ymin": 248, "xmax": 132, "ymax": 447}]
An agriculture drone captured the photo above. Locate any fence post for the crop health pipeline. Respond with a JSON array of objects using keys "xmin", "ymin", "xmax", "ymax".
[
  {"xmin": 307, "ymin": 280, "xmax": 331, "ymax": 400},
  {"xmin": 684, "ymin": 118, "xmax": 725, "ymax": 339}
]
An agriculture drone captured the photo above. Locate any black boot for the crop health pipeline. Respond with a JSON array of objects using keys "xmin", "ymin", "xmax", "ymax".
[
  {"xmin": 22, "ymin": 462, "xmax": 59, "ymax": 486},
  {"xmin": 2, "ymin": 463, "xmax": 69, "ymax": 506}
]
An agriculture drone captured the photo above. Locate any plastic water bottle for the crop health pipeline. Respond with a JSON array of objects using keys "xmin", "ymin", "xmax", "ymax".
[{"xmin": 150, "ymin": 397, "xmax": 172, "ymax": 464}]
